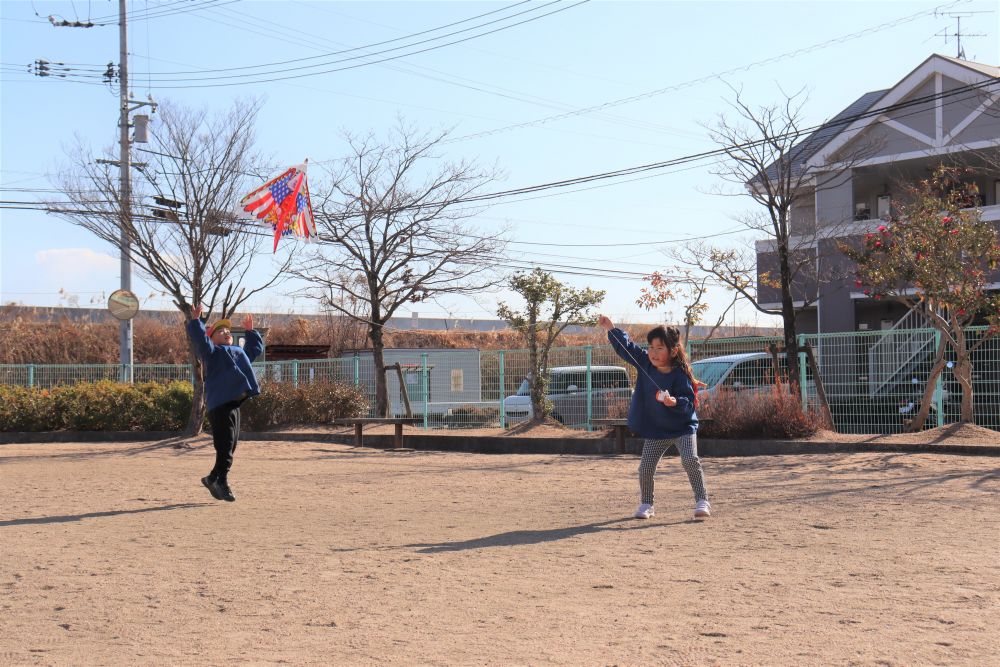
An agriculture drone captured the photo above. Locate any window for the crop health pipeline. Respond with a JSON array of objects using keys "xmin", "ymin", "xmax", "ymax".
[
  {"xmin": 450, "ymin": 368, "xmax": 464, "ymax": 393},
  {"xmin": 877, "ymin": 195, "xmax": 891, "ymax": 220}
]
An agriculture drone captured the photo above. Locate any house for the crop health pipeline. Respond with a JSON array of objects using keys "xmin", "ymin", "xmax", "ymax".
[{"xmin": 755, "ymin": 54, "xmax": 1000, "ymax": 335}]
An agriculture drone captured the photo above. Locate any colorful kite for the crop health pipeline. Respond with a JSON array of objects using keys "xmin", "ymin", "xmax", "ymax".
[{"xmin": 241, "ymin": 161, "xmax": 317, "ymax": 252}]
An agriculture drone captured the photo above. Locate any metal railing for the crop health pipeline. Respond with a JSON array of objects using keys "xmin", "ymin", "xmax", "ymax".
[{"xmin": 867, "ymin": 305, "xmax": 935, "ymax": 397}]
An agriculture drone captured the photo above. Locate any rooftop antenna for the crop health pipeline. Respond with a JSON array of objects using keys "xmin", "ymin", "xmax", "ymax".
[{"xmin": 934, "ymin": 10, "xmax": 990, "ymax": 60}]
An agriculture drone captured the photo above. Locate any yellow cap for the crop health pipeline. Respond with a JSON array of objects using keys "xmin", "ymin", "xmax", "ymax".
[{"xmin": 207, "ymin": 318, "xmax": 232, "ymax": 337}]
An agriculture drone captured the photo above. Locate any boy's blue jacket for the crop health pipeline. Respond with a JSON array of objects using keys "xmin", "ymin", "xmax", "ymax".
[
  {"xmin": 607, "ymin": 327, "xmax": 698, "ymax": 439},
  {"xmin": 186, "ymin": 318, "xmax": 264, "ymax": 411}
]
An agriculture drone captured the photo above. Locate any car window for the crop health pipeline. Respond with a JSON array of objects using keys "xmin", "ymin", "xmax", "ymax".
[
  {"xmin": 726, "ymin": 359, "xmax": 769, "ymax": 387},
  {"xmin": 691, "ymin": 361, "xmax": 732, "ymax": 389},
  {"xmin": 593, "ymin": 369, "xmax": 628, "ymax": 390}
]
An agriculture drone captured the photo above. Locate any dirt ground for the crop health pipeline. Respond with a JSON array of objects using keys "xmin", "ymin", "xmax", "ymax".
[{"xmin": 2, "ymin": 433, "xmax": 999, "ymax": 666}]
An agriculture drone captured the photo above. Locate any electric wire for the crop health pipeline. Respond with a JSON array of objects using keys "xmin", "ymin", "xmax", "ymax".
[
  {"xmin": 444, "ymin": 0, "xmax": 969, "ymax": 143},
  {"xmin": 4, "ymin": 79, "xmax": 998, "ymax": 224},
  {"xmin": 144, "ymin": 0, "xmax": 540, "ymax": 76},
  {"xmin": 187, "ymin": 1, "xmax": 685, "ymax": 138},
  {"xmin": 38, "ymin": 1, "xmax": 587, "ymax": 88}
]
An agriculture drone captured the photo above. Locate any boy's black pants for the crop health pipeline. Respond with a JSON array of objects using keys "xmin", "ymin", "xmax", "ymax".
[{"xmin": 208, "ymin": 400, "xmax": 242, "ymax": 480}]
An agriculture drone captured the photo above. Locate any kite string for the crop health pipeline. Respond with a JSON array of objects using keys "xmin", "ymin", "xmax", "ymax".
[{"xmin": 613, "ymin": 332, "xmax": 665, "ymax": 394}]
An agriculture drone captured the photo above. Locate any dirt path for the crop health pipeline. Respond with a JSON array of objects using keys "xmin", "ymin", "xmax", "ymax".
[{"xmin": 2, "ymin": 438, "xmax": 998, "ymax": 665}]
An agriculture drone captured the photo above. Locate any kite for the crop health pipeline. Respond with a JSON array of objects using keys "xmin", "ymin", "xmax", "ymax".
[{"xmin": 240, "ymin": 161, "xmax": 317, "ymax": 252}]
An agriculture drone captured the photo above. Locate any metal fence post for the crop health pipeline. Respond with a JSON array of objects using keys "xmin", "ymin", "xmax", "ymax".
[
  {"xmin": 421, "ymin": 352, "xmax": 429, "ymax": 429},
  {"xmin": 353, "ymin": 353, "xmax": 360, "ymax": 387},
  {"xmin": 27, "ymin": 364, "xmax": 34, "ymax": 388},
  {"xmin": 798, "ymin": 334, "xmax": 808, "ymax": 406},
  {"xmin": 292, "ymin": 359, "xmax": 299, "ymax": 388},
  {"xmin": 935, "ymin": 330, "xmax": 944, "ymax": 427},
  {"xmin": 498, "ymin": 350, "xmax": 506, "ymax": 430},
  {"xmin": 585, "ymin": 345, "xmax": 593, "ymax": 431}
]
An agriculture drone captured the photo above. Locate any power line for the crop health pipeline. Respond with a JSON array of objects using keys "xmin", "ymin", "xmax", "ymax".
[
  {"xmin": 444, "ymin": 0, "xmax": 968, "ymax": 144},
  {"xmin": 189, "ymin": 1, "xmax": 687, "ymax": 139},
  {"xmin": 87, "ymin": 0, "xmax": 239, "ymax": 26},
  {"xmin": 321, "ymin": 78, "xmax": 1000, "ymax": 215},
  {"xmin": 87, "ymin": 1, "xmax": 591, "ymax": 88},
  {"xmin": 5, "ymin": 78, "xmax": 998, "ymax": 220},
  {"xmin": 143, "ymin": 0, "xmax": 539, "ymax": 76}
]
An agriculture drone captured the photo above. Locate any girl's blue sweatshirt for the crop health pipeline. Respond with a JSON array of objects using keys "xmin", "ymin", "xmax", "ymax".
[
  {"xmin": 607, "ymin": 327, "xmax": 698, "ymax": 439},
  {"xmin": 186, "ymin": 319, "xmax": 264, "ymax": 411}
]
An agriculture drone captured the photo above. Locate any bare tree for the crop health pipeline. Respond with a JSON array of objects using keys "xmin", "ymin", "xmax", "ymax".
[
  {"xmin": 53, "ymin": 99, "xmax": 290, "ymax": 433},
  {"xmin": 675, "ymin": 86, "xmax": 878, "ymax": 387},
  {"xmin": 291, "ymin": 123, "xmax": 508, "ymax": 417}
]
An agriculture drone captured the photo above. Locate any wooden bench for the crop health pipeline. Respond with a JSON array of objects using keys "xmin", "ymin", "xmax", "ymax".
[
  {"xmin": 332, "ymin": 417, "xmax": 423, "ymax": 450},
  {"xmin": 591, "ymin": 419, "xmax": 631, "ymax": 454},
  {"xmin": 592, "ymin": 417, "xmax": 716, "ymax": 455}
]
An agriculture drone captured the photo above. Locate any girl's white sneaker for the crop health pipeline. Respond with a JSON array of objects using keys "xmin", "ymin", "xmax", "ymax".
[
  {"xmin": 694, "ymin": 499, "xmax": 711, "ymax": 519},
  {"xmin": 634, "ymin": 503, "xmax": 655, "ymax": 519}
]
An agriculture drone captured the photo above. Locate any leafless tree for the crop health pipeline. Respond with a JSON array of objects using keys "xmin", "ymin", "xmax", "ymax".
[
  {"xmin": 291, "ymin": 123, "xmax": 508, "ymax": 416},
  {"xmin": 53, "ymin": 99, "xmax": 290, "ymax": 433},
  {"xmin": 675, "ymin": 85, "xmax": 878, "ymax": 387}
]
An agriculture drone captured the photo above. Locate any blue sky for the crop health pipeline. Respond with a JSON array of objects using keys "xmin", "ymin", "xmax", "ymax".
[{"xmin": 2, "ymin": 0, "xmax": 998, "ymax": 327}]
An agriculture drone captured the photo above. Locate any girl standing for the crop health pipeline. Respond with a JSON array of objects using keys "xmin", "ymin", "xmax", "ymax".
[{"xmin": 598, "ymin": 315, "xmax": 711, "ymax": 520}]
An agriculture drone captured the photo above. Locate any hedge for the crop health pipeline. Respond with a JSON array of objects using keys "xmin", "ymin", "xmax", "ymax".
[{"xmin": 0, "ymin": 380, "xmax": 368, "ymax": 432}]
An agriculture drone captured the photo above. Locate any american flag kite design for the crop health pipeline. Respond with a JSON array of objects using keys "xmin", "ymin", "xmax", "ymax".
[{"xmin": 240, "ymin": 161, "xmax": 316, "ymax": 252}]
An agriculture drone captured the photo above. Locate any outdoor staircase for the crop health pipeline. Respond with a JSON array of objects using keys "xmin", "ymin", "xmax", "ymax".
[{"xmin": 867, "ymin": 305, "xmax": 936, "ymax": 397}]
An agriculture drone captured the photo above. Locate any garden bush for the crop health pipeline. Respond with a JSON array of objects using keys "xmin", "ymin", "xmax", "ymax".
[
  {"xmin": 698, "ymin": 383, "xmax": 827, "ymax": 439},
  {"xmin": 441, "ymin": 405, "xmax": 500, "ymax": 428},
  {"xmin": 0, "ymin": 379, "xmax": 366, "ymax": 432},
  {"xmin": 0, "ymin": 380, "xmax": 193, "ymax": 431},
  {"xmin": 0, "ymin": 385, "xmax": 59, "ymax": 431},
  {"xmin": 240, "ymin": 380, "xmax": 368, "ymax": 431}
]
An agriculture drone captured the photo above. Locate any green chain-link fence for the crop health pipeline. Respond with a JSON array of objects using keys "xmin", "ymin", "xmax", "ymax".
[{"xmin": 3, "ymin": 327, "xmax": 998, "ymax": 434}]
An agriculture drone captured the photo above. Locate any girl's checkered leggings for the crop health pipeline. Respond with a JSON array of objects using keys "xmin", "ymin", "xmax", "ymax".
[{"xmin": 638, "ymin": 433, "xmax": 708, "ymax": 504}]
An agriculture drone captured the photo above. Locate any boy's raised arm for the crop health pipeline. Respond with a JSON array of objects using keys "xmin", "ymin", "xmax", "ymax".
[
  {"xmin": 186, "ymin": 304, "xmax": 214, "ymax": 358},
  {"xmin": 241, "ymin": 313, "xmax": 264, "ymax": 362}
]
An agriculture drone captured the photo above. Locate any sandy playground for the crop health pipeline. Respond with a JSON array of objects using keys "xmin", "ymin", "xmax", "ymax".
[{"xmin": 1, "ymin": 434, "xmax": 999, "ymax": 666}]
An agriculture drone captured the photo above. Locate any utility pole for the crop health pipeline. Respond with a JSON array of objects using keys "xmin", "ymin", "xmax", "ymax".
[
  {"xmin": 39, "ymin": 1, "xmax": 154, "ymax": 382},
  {"xmin": 118, "ymin": 0, "xmax": 133, "ymax": 383}
]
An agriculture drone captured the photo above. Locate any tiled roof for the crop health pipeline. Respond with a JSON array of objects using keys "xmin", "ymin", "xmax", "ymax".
[
  {"xmin": 761, "ymin": 89, "xmax": 887, "ymax": 182},
  {"xmin": 759, "ymin": 54, "xmax": 1000, "ymax": 184},
  {"xmin": 938, "ymin": 54, "xmax": 1000, "ymax": 78}
]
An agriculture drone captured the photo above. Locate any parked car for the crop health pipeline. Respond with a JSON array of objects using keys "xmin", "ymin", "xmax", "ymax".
[
  {"xmin": 691, "ymin": 352, "xmax": 794, "ymax": 396},
  {"xmin": 693, "ymin": 352, "xmax": 954, "ymax": 433},
  {"xmin": 503, "ymin": 365, "xmax": 632, "ymax": 426}
]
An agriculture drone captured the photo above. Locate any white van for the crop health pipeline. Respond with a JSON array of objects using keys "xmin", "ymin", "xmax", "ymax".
[{"xmin": 503, "ymin": 365, "xmax": 632, "ymax": 426}]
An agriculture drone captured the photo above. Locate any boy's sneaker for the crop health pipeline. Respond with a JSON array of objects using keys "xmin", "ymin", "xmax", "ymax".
[
  {"xmin": 633, "ymin": 503, "xmax": 655, "ymax": 519},
  {"xmin": 694, "ymin": 499, "xmax": 711, "ymax": 519},
  {"xmin": 201, "ymin": 476, "xmax": 224, "ymax": 500},
  {"xmin": 217, "ymin": 479, "xmax": 236, "ymax": 502}
]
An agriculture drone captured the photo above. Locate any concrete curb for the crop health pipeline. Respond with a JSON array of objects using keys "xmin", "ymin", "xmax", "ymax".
[{"xmin": 2, "ymin": 430, "xmax": 999, "ymax": 456}]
